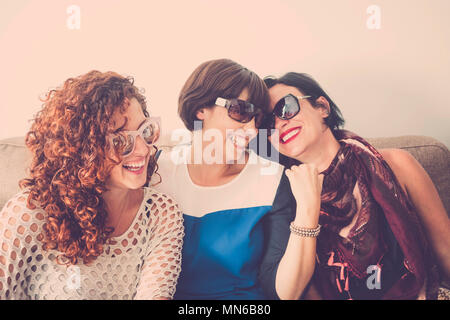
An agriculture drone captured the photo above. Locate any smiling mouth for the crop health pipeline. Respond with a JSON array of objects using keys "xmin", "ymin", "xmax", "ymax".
[
  {"xmin": 122, "ymin": 159, "xmax": 146, "ymax": 174},
  {"xmin": 279, "ymin": 127, "xmax": 302, "ymax": 144}
]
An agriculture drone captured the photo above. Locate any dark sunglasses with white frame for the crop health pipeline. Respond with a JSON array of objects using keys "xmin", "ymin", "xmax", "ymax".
[{"xmin": 215, "ymin": 97, "xmax": 263, "ymax": 125}]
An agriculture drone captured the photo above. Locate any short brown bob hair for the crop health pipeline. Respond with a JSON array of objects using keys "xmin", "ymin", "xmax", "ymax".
[{"xmin": 178, "ymin": 58, "xmax": 269, "ymax": 131}]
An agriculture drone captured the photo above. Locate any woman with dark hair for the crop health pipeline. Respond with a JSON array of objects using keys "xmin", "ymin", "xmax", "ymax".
[
  {"xmin": 0, "ymin": 71, "xmax": 184, "ymax": 299},
  {"xmin": 258, "ymin": 72, "xmax": 450, "ymax": 299},
  {"xmin": 153, "ymin": 59, "xmax": 316, "ymax": 299}
]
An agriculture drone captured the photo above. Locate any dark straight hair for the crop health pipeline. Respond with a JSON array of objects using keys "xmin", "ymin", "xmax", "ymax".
[{"xmin": 264, "ymin": 72, "xmax": 345, "ymax": 133}]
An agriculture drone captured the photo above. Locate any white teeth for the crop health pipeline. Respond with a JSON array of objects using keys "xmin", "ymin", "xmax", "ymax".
[
  {"xmin": 125, "ymin": 166, "xmax": 142, "ymax": 171},
  {"xmin": 282, "ymin": 129, "xmax": 300, "ymax": 142},
  {"xmin": 230, "ymin": 135, "xmax": 246, "ymax": 147},
  {"xmin": 123, "ymin": 160, "xmax": 145, "ymax": 168}
]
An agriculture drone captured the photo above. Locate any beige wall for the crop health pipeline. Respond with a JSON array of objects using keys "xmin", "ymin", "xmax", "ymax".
[{"xmin": 1, "ymin": 0, "xmax": 449, "ymax": 147}]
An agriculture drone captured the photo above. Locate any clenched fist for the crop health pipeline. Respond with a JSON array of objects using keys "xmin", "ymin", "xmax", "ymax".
[{"xmin": 285, "ymin": 164, "xmax": 324, "ymax": 227}]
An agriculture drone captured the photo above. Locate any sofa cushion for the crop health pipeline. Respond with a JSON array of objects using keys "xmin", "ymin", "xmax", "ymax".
[
  {"xmin": 0, "ymin": 137, "xmax": 30, "ymax": 210},
  {"xmin": 0, "ymin": 135, "xmax": 448, "ymax": 217}
]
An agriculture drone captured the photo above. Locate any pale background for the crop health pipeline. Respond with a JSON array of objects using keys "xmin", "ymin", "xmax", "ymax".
[{"xmin": 0, "ymin": 0, "xmax": 449, "ymax": 146}]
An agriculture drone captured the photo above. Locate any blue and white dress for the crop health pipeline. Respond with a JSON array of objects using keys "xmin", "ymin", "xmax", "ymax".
[{"xmin": 152, "ymin": 146, "xmax": 292, "ymax": 300}]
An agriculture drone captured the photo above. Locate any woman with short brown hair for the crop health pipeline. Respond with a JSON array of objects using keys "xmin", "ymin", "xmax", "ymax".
[{"xmin": 154, "ymin": 59, "xmax": 299, "ymax": 299}]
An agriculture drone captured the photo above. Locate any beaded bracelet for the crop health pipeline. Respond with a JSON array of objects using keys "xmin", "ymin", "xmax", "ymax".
[{"xmin": 290, "ymin": 222, "xmax": 321, "ymax": 237}]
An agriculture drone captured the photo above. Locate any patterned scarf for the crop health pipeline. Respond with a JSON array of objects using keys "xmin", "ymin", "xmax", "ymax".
[{"xmin": 291, "ymin": 130, "xmax": 439, "ymax": 299}]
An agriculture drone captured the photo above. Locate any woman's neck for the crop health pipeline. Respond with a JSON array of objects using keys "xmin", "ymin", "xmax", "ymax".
[
  {"xmin": 102, "ymin": 187, "xmax": 142, "ymax": 232},
  {"xmin": 296, "ymin": 128, "xmax": 341, "ymax": 173},
  {"xmin": 187, "ymin": 134, "xmax": 248, "ymax": 186},
  {"xmin": 103, "ymin": 186, "xmax": 132, "ymax": 209}
]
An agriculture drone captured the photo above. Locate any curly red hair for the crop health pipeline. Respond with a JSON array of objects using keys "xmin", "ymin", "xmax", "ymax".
[{"xmin": 20, "ymin": 70, "xmax": 159, "ymax": 265}]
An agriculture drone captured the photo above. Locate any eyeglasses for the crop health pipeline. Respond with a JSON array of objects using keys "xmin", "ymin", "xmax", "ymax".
[
  {"xmin": 108, "ymin": 117, "xmax": 160, "ymax": 157},
  {"xmin": 215, "ymin": 97, "xmax": 263, "ymax": 125},
  {"xmin": 261, "ymin": 94, "xmax": 311, "ymax": 135}
]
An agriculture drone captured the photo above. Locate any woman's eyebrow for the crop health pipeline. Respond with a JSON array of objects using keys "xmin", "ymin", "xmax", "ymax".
[
  {"xmin": 114, "ymin": 118, "xmax": 147, "ymax": 134},
  {"xmin": 113, "ymin": 119, "xmax": 127, "ymax": 134}
]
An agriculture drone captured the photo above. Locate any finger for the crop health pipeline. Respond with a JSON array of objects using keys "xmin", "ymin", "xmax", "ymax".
[
  {"xmin": 285, "ymin": 171, "xmax": 295, "ymax": 186},
  {"xmin": 285, "ymin": 169, "xmax": 292, "ymax": 179}
]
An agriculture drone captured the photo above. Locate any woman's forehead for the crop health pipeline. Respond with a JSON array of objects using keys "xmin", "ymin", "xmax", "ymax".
[
  {"xmin": 111, "ymin": 98, "xmax": 146, "ymax": 131},
  {"xmin": 269, "ymin": 84, "xmax": 303, "ymax": 97},
  {"xmin": 269, "ymin": 84, "xmax": 303, "ymax": 109},
  {"xmin": 237, "ymin": 88, "xmax": 249, "ymax": 101}
]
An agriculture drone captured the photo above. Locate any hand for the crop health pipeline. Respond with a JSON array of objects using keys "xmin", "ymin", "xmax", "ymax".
[{"xmin": 285, "ymin": 164, "xmax": 324, "ymax": 225}]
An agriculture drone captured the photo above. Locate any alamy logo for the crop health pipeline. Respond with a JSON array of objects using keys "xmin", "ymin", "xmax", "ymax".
[
  {"xmin": 366, "ymin": 264, "xmax": 381, "ymax": 290},
  {"xmin": 366, "ymin": 5, "xmax": 381, "ymax": 30},
  {"xmin": 66, "ymin": 5, "xmax": 81, "ymax": 30},
  {"xmin": 66, "ymin": 265, "xmax": 81, "ymax": 290}
]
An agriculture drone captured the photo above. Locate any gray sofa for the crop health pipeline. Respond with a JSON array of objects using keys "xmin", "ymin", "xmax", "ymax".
[
  {"xmin": 1, "ymin": 134, "xmax": 448, "ymax": 297},
  {"xmin": 1, "ymin": 135, "xmax": 449, "ymax": 215}
]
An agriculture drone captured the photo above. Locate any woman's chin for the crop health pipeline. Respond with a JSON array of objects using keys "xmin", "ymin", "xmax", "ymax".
[
  {"xmin": 124, "ymin": 182, "xmax": 145, "ymax": 190},
  {"xmin": 279, "ymin": 144, "xmax": 305, "ymax": 161},
  {"xmin": 223, "ymin": 142, "xmax": 247, "ymax": 164},
  {"xmin": 121, "ymin": 168, "xmax": 148, "ymax": 188}
]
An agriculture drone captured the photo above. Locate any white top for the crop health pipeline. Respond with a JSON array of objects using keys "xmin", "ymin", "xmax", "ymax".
[
  {"xmin": 153, "ymin": 146, "xmax": 284, "ymax": 217},
  {"xmin": 0, "ymin": 187, "xmax": 184, "ymax": 300},
  {"xmin": 151, "ymin": 146, "xmax": 285, "ymax": 299}
]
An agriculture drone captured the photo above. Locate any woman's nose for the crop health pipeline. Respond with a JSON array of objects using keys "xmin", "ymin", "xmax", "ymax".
[{"xmin": 133, "ymin": 135, "xmax": 149, "ymax": 156}]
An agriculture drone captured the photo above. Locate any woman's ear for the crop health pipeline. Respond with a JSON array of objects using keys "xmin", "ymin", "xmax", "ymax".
[
  {"xmin": 196, "ymin": 108, "xmax": 206, "ymax": 121},
  {"xmin": 315, "ymin": 96, "xmax": 331, "ymax": 119}
]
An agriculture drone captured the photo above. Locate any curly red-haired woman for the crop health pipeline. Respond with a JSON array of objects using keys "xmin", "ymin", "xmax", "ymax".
[{"xmin": 0, "ymin": 71, "xmax": 184, "ymax": 300}]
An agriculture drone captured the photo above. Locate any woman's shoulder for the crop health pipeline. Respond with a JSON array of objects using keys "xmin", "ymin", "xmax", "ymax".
[
  {"xmin": 379, "ymin": 148, "xmax": 416, "ymax": 167},
  {"xmin": 139, "ymin": 187, "xmax": 184, "ymax": 241},
  {"xmin": 142, "ymin": 187, "xmax": 183, "ymax": 217},
  {"xmin": 1, "ymin": 189, "xmax": 47, "ymax": 228},
  {"xmin": 143, "ymin": 186, "xmax": 177, "ymax": 203},
  {"xmin": 379, "ymin": 148, "xmax": 424, "ymax": 190},
  {"xmin": 0, "ymin": 190, "xmax": 47, "ymax": 259}
]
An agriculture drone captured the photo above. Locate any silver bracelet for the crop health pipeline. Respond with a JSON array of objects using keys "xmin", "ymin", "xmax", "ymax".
[{"xmin": 290, "ymin": 222, "xmax": 321, "ymax": 237}]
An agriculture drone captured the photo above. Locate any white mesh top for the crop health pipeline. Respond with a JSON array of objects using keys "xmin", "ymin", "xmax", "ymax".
[{"xmin": 0, "ymin": 187, "xmax": 184, "ymax": 300}]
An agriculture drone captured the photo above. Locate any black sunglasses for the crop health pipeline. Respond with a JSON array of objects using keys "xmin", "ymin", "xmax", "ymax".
[
  {"xmin": 261, "ymin": 94, "xmax": 311, "ymax": 135},
  {"xmin": 215, "ymin": 97, "xmax": 263, "ymax": 125}
]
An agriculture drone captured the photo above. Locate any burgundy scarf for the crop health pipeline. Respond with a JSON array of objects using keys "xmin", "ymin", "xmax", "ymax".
[{"xmin": 308, "ymin": 130, "xmax": 438, "ymax": 299}]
